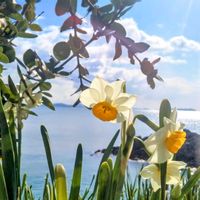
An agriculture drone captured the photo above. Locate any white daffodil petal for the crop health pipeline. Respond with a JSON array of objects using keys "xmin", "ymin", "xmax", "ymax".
[
  {"xmin": 105, "ymin": 85, "xmax": 114, "ymax": 101},
  {"xmin": 140, "ymin": 164, "xmax": 158, "ymax": 179},
  {"xmin": 117, "ymin": 106, "xmax": 132, "ymax": 120},
  {"xmin": 148, "ymin": 143, "xmax": 173, "ymax": 163},
  {"xmin": 120, "ymin": 95, "xmax": 136, "ymax": 108},
  {"xmin": 113, "ymin": 95, "xmax": 136, "ymax": 109},
  {"xmin": 151, "ymin": 179, "xmax": 160, "ymax": 192},
  {"xmin": 144, "ymin": 126, "xmax": 168, "ymax": 153},
  {"xmin": 168, "ymin": 161, "xmax": 186, "ymax": 170},
  {"xmin": 166, "ymin": 161, "xmax": 186, "ymax": 184},
  {"xmin": 167, "ymin": 174, "xmax": 180, "ymax": 185},
  {"xmin": 80, "ymin": 88, "xmax": 100, "ymax": 107},
  {"xmin": 110, "ymin": 80, "xmax": 124, "ymax": 99},
  {"xmin": 90, "ymin": 77, "xmax": 107, "ymax": 100}
]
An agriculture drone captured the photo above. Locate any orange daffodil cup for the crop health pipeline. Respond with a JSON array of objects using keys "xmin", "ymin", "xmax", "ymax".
[{"xmin": 79, "ymin": 77, "xmax": 136, "ymax": 123}]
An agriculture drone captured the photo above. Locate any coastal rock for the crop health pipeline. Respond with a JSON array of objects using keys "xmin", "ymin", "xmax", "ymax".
[{"xmin": 96, "ymin": 129, "xmax": 200, "ymax": 167}]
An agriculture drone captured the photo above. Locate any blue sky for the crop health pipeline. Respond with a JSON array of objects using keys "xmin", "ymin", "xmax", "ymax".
[{"xmin": 14, "ymin": 0, "xmax": 200, "ymax": 110}]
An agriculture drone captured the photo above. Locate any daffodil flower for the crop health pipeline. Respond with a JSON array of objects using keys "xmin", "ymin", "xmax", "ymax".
[
  {"xmin": 140, "ymin": 160, "xmax": 186, "ymax": 192},
  {"xmin": 79, "ymin": 77, "xmax": 136, "ymax": 123},
  {"xmin": 144, "ymin": 109, "xmax": 186, "ymax": 163}
]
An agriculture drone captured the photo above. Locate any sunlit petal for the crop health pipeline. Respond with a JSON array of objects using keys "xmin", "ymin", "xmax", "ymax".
[
  {"xmin": 140, "ymin": 164, "xmax": 158, "ymax": 179},
  {"xmin": 151, "ymin": 179, "xmax": 160, "ymax": 192},
  {"xmin": 91, "ymin": 77, "xmax": 107, "ymax": 100},
  {"xmin": 110, "ymin": 80, "xmax": 124, "ymax": 99},
  {"xmin": 105, "ymin": 85, "xmax": 113, "ymax": 101},
  {"xmin": 80, "ymin": 88, "xmax": 100, "ymax": 107},
  {"xmin": 148, "ymin": 143, "xmax": 173, "ymax": 163}
]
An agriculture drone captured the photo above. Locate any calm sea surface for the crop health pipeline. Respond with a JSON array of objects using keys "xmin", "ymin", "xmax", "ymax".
[{"xmin": 21, "ymin": 106, "xmax": 200, "ymax": 198}]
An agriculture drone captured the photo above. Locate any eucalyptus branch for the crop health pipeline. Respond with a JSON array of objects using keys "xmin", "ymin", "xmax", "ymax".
[{"xmin": 56, "ymin": 33, "xmax": 99, "ymax": 70}]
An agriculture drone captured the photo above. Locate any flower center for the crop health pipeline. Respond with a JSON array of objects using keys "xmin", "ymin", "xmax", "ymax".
[
  {"xmin": 165, "ymin": 130, "xmax": 186, "ymax": 153},
  {"xmin": 92, "ymin": 101, "xmax": 118, "ymax": 121}
]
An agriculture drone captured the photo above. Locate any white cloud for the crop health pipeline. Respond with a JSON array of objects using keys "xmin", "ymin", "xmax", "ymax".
[
  {"xmin": 160, "ymin": 56, "xmax": 187, "ymax": 64},
  {"xmin": 50, "ymin": 78, "xmax": 79, "ymax": 104},
  {"xmin": 169, "ymin": 36, "xmax": 200, "ymax": 52},
  {"xmin": 120, "ymin": 18, "xmax": 200, "ymax": 54}
]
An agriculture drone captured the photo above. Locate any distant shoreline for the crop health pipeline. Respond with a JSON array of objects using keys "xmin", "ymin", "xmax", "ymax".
[{"xmin": 53, "ymin": 103, "xmax": 198, "ymax": 111}]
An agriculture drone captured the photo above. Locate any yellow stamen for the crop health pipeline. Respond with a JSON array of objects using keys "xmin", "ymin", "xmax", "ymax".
[
  {"xmin": 165, "ymin": 131, "xmax": 186, "ymax": 153},
  {"xmin": 92, "ymin": 101, "xmax": 118, "ymax": 121}
]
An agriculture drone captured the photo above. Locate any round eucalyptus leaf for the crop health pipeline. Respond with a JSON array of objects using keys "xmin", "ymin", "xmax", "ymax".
[
  {"xmin": 2, "ymin": 45, "xmax": 16, "ymax": 63},
  {"xmin": 53, "ymin": 42, "xmax": 71, "ymax": 61},
  {"xmin": 23, "ymin": 49, "xmax": 37, "ymax": 68}
]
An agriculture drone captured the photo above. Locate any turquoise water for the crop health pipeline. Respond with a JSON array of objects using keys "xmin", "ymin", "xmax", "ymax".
[{"xmin": 21, "ymin": 106, "xmax": 200, "ymax": 198}]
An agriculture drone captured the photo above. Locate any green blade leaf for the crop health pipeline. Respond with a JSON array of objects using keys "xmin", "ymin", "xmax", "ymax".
[
  {"xmin": 97, "ymin": 162, "xmax": 111, "ymax": 200},
  {"xmin": 133, "ymin": 114, "xmax": 159, "ymax": 131},
  {"xmin": 0, "ymin": 163, "xmax": 9, "ymax": 200},
  {"xmin": 41, "ymin": 125, "xmax": 55, "ymax": 183},
  {"xmin": 69, "ymin": 144, "xmax": 83, "ymax": 200},
  {"xmin": 0, "ymin": 94, "xmax": 16, "ymax": 200},
  {"xmin": 159, "ymin": 99, "xmax": 171, "ymax": 127},
  {"xmin": 180, "ymin": 167, "xmax": 200, "ymax": 198},
  {"xmin": 90, "ymin": 129, "xmax": 119, "ymax": 199},
  {"xmin": 55, "ymin": 164, "xmax": 68, "ymax": 200}
]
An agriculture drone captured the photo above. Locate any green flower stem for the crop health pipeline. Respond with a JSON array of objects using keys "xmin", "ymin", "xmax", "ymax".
[
  {"xmin": 160, "ymin": 162, "xmax": 167, "ymax": 200},
  {"xmin": 17, "ymin": 107, "xmax": 22, "ymax": 187},
  {"xmin": 121, "ymin": 82, "xmax": 127, "ymax": 148},
  {"xmin": 121, "ymin": 120, "xmax": 126, "ymax": 149},
  {"xmin": 112, "ymin": 125, "xmax": 135, "ymax": 200}
]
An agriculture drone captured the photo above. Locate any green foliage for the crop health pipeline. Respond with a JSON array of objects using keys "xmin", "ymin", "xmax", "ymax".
[
  {"xmin": 159, "ymin": 99, "xmax": 171, "ymax": 128},
  {"xmin": 69, "ymin": 144, "xmax": 83, "ymax": 200},
  {"xmin": 41, "ymin": 126, "xmax": 55, "ymax": 183},
  {"xmin": 55, "ymin": 164, "xmax": 68, "ymax": 200},
  {"xmin": 97, "ymin": 162, "xmax": 111, "ymax": 200},
  {"xmin": 0, "ymin": 94, "xmax": 16, "ymax": 200},
  {"xmin": 0, "ymin": 163, "xmax": 9, "ymax": 200}
]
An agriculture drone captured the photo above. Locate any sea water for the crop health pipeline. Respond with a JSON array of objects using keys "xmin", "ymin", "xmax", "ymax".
[{"xmin": 21, "ymin": 106, "xmax": 200, "ymax": 198}]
